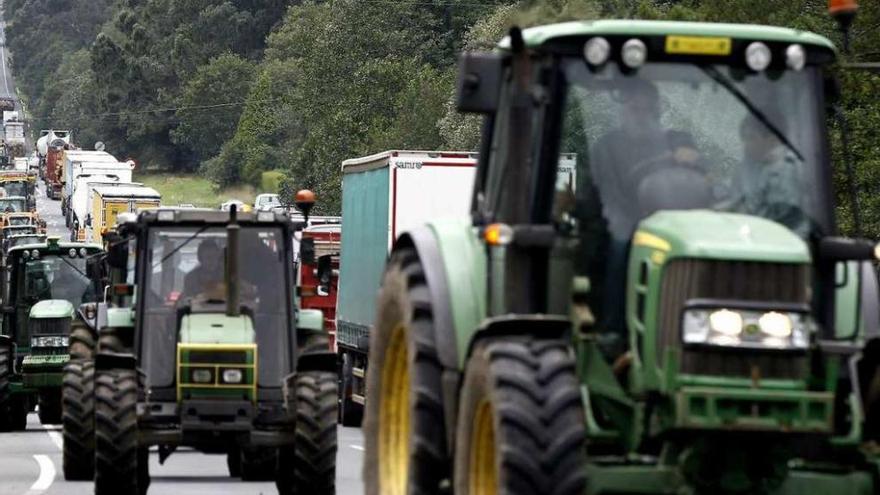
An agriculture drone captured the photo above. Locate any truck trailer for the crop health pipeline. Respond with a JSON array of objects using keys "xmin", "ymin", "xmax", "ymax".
[
  {"xmin": 58, "ymin": 150, "xmax": 128, "ymax": 220},
  {"xmin": 335, "ymin": 150, "xmax": 478, "ymax": 425}
]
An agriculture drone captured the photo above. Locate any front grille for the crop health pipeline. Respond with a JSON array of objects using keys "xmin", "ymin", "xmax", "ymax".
[
  {"xmin": 187, "ymin": 350, "xmax": 248, "ymax": 364},
  {"xmin": 657, "ymin": 259, "xmax": 809, "ymax": 380},
  {"xmin": 30, "ymin": 317, "xmax": 70, "ymax": 336}
]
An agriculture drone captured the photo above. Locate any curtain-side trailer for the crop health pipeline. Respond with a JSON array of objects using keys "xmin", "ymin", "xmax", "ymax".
[{"xmin": 336, "ymin": 150, "xmax": 478, "ymax": 425}]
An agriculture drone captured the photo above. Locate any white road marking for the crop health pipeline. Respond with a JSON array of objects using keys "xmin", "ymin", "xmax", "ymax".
[
  {"xmin": 351, "ymin": 444, "xmax": 364, "ymax": 451},
  {"xmin": 0, "ymin": 38, "xmax": 9, "ymax": 95},
  {"xmin": 27, "ymin": 454, "xmax": 55, "ymax": 492},
  {"xmin": 42, "ymin": 424, "xmax": 63, "ymax": 451}
]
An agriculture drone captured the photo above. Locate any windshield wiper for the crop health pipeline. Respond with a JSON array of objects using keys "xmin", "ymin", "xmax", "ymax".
[
  {"xmin": 56, "ymin": 255, "xmax": 89, "ymax": 280},
  {"xmin": 152, "ymin": 225, "xmax": 211, "ymax": 269},
  {"xmin": 700, "ymin": 66, "xmax": 805, "ymax": 162}
]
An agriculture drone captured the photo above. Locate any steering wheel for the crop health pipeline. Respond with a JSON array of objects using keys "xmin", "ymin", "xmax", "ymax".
[{"xmin": 627, "ymin": 146, "xmax": 713, "ymax": 217}]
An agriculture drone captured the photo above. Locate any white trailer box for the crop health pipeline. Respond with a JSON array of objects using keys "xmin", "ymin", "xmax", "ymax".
[
  {"xmin": 4, "ymin": 121, "xmax": 24, "ymax": 143},
  {"xmin": 70, "ymin": 175, "xmax": 138, "ymax": 233},
  {"xmin": 3, "ymin": 111, "xmax": 18, "ymax": 123}
]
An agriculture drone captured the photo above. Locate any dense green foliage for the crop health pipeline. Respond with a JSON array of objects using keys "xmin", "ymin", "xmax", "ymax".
[{"xmin": 4, "ymin": 0, "xmax": 880, "ymax": 229}]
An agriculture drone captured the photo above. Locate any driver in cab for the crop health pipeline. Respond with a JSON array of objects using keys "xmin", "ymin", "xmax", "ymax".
[{"xmin": 182, "ymin": 240, "xmax": 224, "ymax": 300}]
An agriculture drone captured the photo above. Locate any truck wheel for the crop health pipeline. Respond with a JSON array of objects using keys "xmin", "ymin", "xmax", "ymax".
[
  {"xmin": 95, "ymin": 368, "xmax": 140, "ymax": 495},
  {"xmin": 62, "ymin": 359, "xmax": 95, "ymax": 480},
  {"xmin": 69, "ymin": 322, "xmax": 96, "ymax": 361},
  {"xmin": 240, "ymin": 446, "xmax": 276, "ymax": 481},
  {"xmin": 0, "ymin": 345, "xmax": 12, "ymax": 432},
  {"xmin": 364, "ymin": 248, "xmax": 447, "ymax": 495},
  {"xmin": 226, "ymin": 445, "xmax": 241, "ymax": 477},
  {"xmin": 10, "ymin": 397, "xmax": 28, "ymax": 431},
  {"xmin": 277, "ymin": 370, "xmax": 337, "ymax": 495},
  {"xmin": 453, "ymin": 339, "xmax": 587, "ymax": 495},
  {"xmin": 38, "ymin": 392, "xmax": 62, "ymax": 424},
  {"xmin": 339, "ymin": 352, "xmax": 362, "ymax": 427}
]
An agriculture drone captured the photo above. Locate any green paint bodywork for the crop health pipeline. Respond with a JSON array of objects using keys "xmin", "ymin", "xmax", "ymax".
[
  {"xmin": 177, "ymin": 345, "xmax": 257, "ymax": 402},
  {"xmin": 427, "ymin": 219, "xmax": 487, "ymax": 369},
  {"xmin": 298, "ymin": 309, "xmax": 324, "ymax": 332},
  {"xmin": 635, "ymin": 210, "xmax": 810, "ymax": 264},
  {"xmin": 499, "ymin": 19, "xmax": 836, "ymax": 52},
  {"xmin": 105, "ymin": 307, "xmax": 134, "ymax": 328},
  {"xmin": 179, "ymin": 314, "xmax": 255, "ymax": 344},
  {"xmin": 29, "ymin": 299, "xmax": 74, "ymax": 319}
]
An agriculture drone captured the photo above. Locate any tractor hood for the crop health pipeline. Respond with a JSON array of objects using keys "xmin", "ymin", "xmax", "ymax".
[
  {"xmin": 29, "ymin": 299, "xmax": 75, "ymax": 319},
  {"xmin": 179, "ymin": 314, "xmax": 256, "ymax": 344},
  {"xmin": 634, "ymin": 210, "xmax": 810, "ymax": 264}
]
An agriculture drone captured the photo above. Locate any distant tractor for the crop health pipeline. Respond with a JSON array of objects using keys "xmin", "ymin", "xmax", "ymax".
[
  {"xmin": 365, "ymin": 17, "xmax": 880, "ymax": 495},
  {"xmin": 0, "ymin": 239, "xmax": 102, "ymax": 430},
  {"xmin": 68, "ymin": 205, "xmax": 337, "ymax": 494}
]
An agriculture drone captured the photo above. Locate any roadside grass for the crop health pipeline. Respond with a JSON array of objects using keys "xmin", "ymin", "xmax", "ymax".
[{"xmin": 136, "ymin": 173, "xmax": 255, "ymax": 208}]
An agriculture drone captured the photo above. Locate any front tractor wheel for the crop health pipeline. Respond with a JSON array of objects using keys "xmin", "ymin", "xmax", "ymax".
[
  {"xmin": 454, "ymin": 339, "xmax": 587, "ymax": 495},
  {"xmin": 364, "ymin": 248, "xmax": 448, "ymax": 495},
  {"xmin": 95, "ymin": 368, "xmax": 146, "ymax": 495},
  {"xmin": 62, "ymin": 359, "xmax": 95, "ymax": 480},
  {"xmin": 277, "ymin": 370, "xmax": 338, "ymax": 494}
]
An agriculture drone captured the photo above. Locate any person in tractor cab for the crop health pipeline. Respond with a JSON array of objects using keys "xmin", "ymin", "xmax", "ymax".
[
  {"xmin": 589, "ymin": 79, "xmax": 704, "ymax": 357},
  {"xmin": 182, "ymin": 239, "xmax": 224, "ymax": 300},
  {"xmin": 730, "ymin": 110, "xmax": 807, "ymax": 236}
]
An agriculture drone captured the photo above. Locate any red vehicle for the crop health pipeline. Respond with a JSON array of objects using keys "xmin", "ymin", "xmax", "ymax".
[
  {"xmin": 44, "ymin": 147, "xmax": 67, "ymax": 199},
  {"xmin": 296, "ymin": 220, "xmax": 341, "ymax": 350}
]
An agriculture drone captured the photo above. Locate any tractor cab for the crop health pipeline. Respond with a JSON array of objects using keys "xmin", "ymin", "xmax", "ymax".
[{"xmin": 0, "ymin": 172, "xmax": 37, "ymax": 211}]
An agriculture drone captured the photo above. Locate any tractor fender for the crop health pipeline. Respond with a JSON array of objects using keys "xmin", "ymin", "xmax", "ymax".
[
  {"xmin": 95, "ymin": 351, "xmax": 136, "ymax": 370},
  {"xmin": 0, "ymin": 334, "xmax": 12, "ymax": 349},
  {"xmin": 465, "ymin": 314, "xmax": 572, "ymax": 359},
  {"xmin": 398, "ymin": 219, "xmax": 487, "ymax": 371},
  {"xmin": 296, "ymin": 351, "xmax": 337, "ymax": 373}
]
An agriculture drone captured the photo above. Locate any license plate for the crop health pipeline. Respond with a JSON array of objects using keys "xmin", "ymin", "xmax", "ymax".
[{"xmin": 665, "ymin": 36, "xmax": 732, "ymax": 56}]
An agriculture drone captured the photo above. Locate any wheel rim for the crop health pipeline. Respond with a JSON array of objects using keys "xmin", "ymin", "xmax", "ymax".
[
  {"xmin": 379, "ymin": 324, "xmax": 410, "ymax": 495},
  {"xmin": 469, "ymin": 399, "xmax": 498, "ymax": 495}
]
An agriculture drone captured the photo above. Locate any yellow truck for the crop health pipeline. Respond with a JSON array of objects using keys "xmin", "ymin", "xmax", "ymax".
[{"xmin": 83, "ymin": 185, "xmax": 160, "ymax": 242}]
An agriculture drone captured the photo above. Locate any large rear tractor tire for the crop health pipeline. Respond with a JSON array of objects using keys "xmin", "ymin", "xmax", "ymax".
[
  {"xmin": 338, "ymin": 352, "xmax": 362, "ymax": 427},
  {"xmin": 69, "ymin": 322, "xmax": 96, "ymax": 361},
  {"xmin": 38, "ymin": 391, "xmax": 62, "ymax": 424},
  {"xmin": 453, "ymin": 339, "xmax": 587, "ymax": 495},
  {"xmin": 62, "ymin": 359, "xmax": 95, "ymax": 480},
  {"xmin": 364, "ymin": 247, "xmax": 448, "ymax": 495},
  {"xmin": 277, "ymin": 370, "xmax": 337, "ymax": 494},
  {"xmin": 240, "ymin": 446, "xmax": 277, "ymax": 481},
  {"xmin": 95, "ymin": 368, "xmax": 143, "ymax": 495},
  {"xmin": 226, "ymin": 445, "xmax": 241, "ymax": 477},
  {"xmin": 0, "ymin": 345, "xmax": 12, "ymax": 432}
]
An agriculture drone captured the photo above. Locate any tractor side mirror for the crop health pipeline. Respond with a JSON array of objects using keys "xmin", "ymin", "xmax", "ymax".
[
  {"xmin": 300, "ymin": 237, "xmax": 315, "ymax": 265},
  {"xmin": 107, "ymin": 240, "xmax": 128, "ymax": 269},
  {"xmin": 316, "ymin": 255, "xmax": 332, "ymax": 297},
  {"xmin": 819, "ymin": 236, "xmax": 878, "ymax": 261},
  {"xmin": 455, "ymin": 51, "xmax": 503, "ymax": 114}
]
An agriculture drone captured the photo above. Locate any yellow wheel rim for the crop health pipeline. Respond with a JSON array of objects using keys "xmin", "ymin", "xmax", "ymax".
[
  {"xmin": 379, "ymin": 324, "xmax": 411, "ymax": 495},
  {"xmin": 469, "ymin": 399, "xmax": 498, "ymax": 495}
]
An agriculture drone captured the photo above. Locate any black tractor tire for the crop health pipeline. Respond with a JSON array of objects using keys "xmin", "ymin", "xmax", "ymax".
[
  {"xmin": 62, "ymin": 359, "xmax": 95, "ymax": 480},
  {"xmin": 338, "ymin": 352, "xmax": 362, "ymax": 427},
  {"xmin": 277, "ymin": 371, "xmax": 337, "ymax": 495},
  {"xmin": 364, "ymin": 247, "xmax": 448, "ymax": 495},
  {"xmin": 0, "ymin": 345, "xmax": 12, "ymax": 432},
  {"xmin": 69, "ymin": 322, "xmax": 96, "ymax": 361},
  {"xmin": 226, "ymin": 445, "xmax": 241, "ymax": 477},
  {"xmin": 98, "ymin": 328, "xmax": 128, "ymax": 354},
  {"xmin": 240, "ymin": 446, "xmax": 277, "ymax": 481},
  {"xmin": 95, "ymin": 368, "xmax": 141, "ymax": 495},
  {"xmin": 453, "ymin": 339, "xmax": 587, "ymax": 495},
  {"xmin": 38, "ymin": 391, "xmax": 62, "ymax": 424},
  {"xmin": 10, "ymin": 396, "xmax": 28, "ymax": 431}
]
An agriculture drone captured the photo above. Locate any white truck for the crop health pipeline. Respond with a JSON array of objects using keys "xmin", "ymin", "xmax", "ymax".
[
  {"xmin": 35, "ymin": 130, "xmax": 71, "ymax": 158},
  {"xmin": 3, "ymin": 111, "xmax": 19, "ymax": 123},
  {"xmin": 58, "ymin": 150, "xmax": 129, "ymax": 220},
  {"xmin": 335, "ymin": 150, "xmax": 478, "ymax": 425}
]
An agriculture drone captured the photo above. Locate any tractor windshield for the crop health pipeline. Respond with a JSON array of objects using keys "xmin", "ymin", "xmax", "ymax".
[
  {"xmin": 559, "ymin": 60, "xmax": 828, "ymax": 242},
  {"xmin": 7, "ymin": 216, "xmax": 31, "ymax": 226},
  {"xmin": 21, "ymin": 255, "xmax": 95, "ymax": 306},
  {"xmin": 0, "ymin": 181, "xmax": 27, "ymax": 197},
  {"xmin": 139, "ymin": 225, "xmax": 291, "ymax": 389},
  {"xmin": 0, "ymin": 198, "xmax": 25, "ymax": 212}
]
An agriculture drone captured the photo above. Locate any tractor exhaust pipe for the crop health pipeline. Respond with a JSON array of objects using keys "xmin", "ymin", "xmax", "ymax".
[{"xmin": 226, "ymin": 204, "xmax": 240, "ymax": 317}]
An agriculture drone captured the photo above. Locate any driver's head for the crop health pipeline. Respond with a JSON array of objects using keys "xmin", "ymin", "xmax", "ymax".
[
  {"xmin": 619, "ymin": 79, "xmax": 661, "ymax": 135},
  {"xmin": 197, "ymin": 239, "xmax": 221, "ymax": 268}
]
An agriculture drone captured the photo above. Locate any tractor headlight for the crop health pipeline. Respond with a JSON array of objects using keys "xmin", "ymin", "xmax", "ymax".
[
  {"xmin": 683, "ymin": 308, "xmax": 808, "ymax": 350},
  {"xmin": 191, "ymin": 369, "xmax": 213, "ymax": 384},
  {"xmin": 222, "ymin": 368, "xmax": 244, "ymax": 384},
  {"xmin": 31, "ymin": 335, "xmax": 68, "ymax": 347}
]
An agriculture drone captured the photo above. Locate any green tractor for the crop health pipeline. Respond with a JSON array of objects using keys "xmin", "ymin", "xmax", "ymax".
[
  {"xmin": 364, "ymin": 17, "xmax": 880, "ymax": 495},
  {"xmin": 0, "ymin": 238, "xmax": 102, "ymax": 430},
  {"xmin": 68, "ymin": 205, "xmax": 337, "ymax": 494}
]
